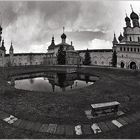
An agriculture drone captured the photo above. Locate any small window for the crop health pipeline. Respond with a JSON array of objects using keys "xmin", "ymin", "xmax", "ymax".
[
  {"xmin": 95, "ymin": 61, "xmax": 97, "ymax": 64},
  {"xmin": 122, "ymin": 55, "xmax": 123, "ymax": 58},
  {"xmin": 134, "ymin": 48, "xmax": 136, "ymax": 52},
  {"xmin": 120, "ymin": 47, "xmax": 122, "ymax": 51},
  {"xmin": 131, "ymin": 48, "xmax": 133, "ymax": 52},
  {"xmin": 127, "ymin": 48, "xmax": 129, "ymax": 51},
  {"xmin": 130, "ymin": 37, "xmax": 132, "ymax": 41},
  {"xmin": 138, "ymin": 37, "xmax": 140, "ymax": 42},
  {"xmin": 138, "ymin": 48, "xmax": 139, "ymax": 52},
  {"xmin": 124, "ymin": 47, "xmax": 126, "ymax": 51}
]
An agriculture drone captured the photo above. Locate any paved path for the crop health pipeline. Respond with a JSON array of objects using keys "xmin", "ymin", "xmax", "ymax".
[{"xmin": 0, "ymin": 110, "xmax": 140, "ymax": 136}]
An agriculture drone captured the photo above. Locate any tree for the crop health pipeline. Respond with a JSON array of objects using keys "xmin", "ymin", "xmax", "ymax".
[
  {"xmin": 57, "ymin": 45, "xmax": 66, "ymax": 65},
  {"xmin": 112, "ymin": 50, "xmax": 117, "ymax": 67},
  {"xmin": 83, "ymin": 49, "xmax": 91, "ymax": 65}
]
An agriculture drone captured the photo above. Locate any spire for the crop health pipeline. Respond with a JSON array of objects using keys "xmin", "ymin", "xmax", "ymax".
[
  {"xmin": 71, "ymin": 41, "xmax": 73, "ymax": 46},
  {"xmin": 113, "ymin": 33, "xmax": 118, "ymax": 44},
  {"xmin": 52, "ymin": 35, "xmax": 55, "ymax": 44},
  {"xmin": 10, "ymin": 41, "xmax": 13, "ymax": 51},
  {"xmin": 125, "ymin": 10, "xmax": 127, "ymax": 17},
  {"xmin": 63, "ymin": 26, "xmax": 65, "ymax": 33}
]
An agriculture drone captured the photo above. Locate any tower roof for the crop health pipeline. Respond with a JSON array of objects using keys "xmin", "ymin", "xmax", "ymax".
[
  {"xmin": 61, "ymin": 33, "xmax": 66, "ymax": 39},
  {"xmin": 113, "ymin": 33, "xmax": 118, "ymax": 44},
  {"xmin": 48, "ymin": 36, "xmax": 55, "ymax": 50},
  {"xmin": 130, "ymin": 5, "xmax": 139, "ymax": 20},
  {"xmin": 10, "ymin": 41, "xmax": 13, "ymax": 51}
]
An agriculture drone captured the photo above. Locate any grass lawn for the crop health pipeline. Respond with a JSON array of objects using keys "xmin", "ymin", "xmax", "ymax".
[{"xmin": 0, "ymin": 65, "xmax": 140, "ymax": 138}]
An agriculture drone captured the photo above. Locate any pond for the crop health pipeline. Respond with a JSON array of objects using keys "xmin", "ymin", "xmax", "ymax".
[{"xmin": 8, "ymin": 72, "xmax": 99, "ymax": 92}]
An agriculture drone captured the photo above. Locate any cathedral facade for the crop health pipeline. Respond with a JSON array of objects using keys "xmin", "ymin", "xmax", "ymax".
[{"xmin": 1, "ymin": 7, "xmax": 140, "ymax": 69}]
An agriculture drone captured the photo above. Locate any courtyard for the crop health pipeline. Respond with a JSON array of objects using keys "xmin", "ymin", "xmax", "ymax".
[{"xmin": 0, "ymin": 65, "xmax": 140, "ymax": 138}]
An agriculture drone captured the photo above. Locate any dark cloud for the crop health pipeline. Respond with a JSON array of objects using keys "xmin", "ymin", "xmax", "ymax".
[{"xmin": 0, "ymin": 1, "xmax": 128, "ymax": 52}]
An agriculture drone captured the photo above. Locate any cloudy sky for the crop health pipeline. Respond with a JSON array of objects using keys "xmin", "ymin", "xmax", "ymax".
[{"xmin": 0, "ymin": 0, "xmax": 140, "ymax": 53}]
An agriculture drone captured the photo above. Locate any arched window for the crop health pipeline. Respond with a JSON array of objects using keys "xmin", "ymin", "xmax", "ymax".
[
  {"xmin": 131, "ymin": 48, "xmax": 133, "ymax": 52},
  {"xmin": 130, "ymin": 37, "xmax": 132, "ymax": 41},
  {"xmin": 134, "ymin": 48, "xmax": 136, "ymax": 52}
]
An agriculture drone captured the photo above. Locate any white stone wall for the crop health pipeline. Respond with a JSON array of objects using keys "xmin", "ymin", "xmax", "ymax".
[{"xmin": 79, "ymin": 51, "xmax": 112, "ymax": 66}]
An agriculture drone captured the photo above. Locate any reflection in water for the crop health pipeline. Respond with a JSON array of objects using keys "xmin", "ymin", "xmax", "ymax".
[{"xmin": 9, "ymin": 72, "xmax": 99, "ymax": 92}]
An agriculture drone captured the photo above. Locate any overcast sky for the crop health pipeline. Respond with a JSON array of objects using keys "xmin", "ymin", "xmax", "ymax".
[{"xmin": 0, "ymin": 1, "xmax": 140, "ymax": 53}]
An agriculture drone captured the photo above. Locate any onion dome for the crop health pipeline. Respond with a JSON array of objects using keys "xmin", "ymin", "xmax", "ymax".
[
  {"xmin": 118, "ymin": 33, "xmax": 123, "ymax": 42},
  {"xmin": 61, "ymin": 33, "xmax": 66, "ymax": 39},
  {"xmin": 130, "ymin": 11, "xmax": 139, "ymax": 20},
  {"xmin": 125, "ymin": 16, "xmax": 130, "ymax": 22},
  {"xmin": 0, "ymin": 25, "xmax": 2, "ymax": 34}
]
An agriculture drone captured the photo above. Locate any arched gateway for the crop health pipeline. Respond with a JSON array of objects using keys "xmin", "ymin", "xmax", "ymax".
[
  {"xmin": 130, "ymin": 61, "xmax": 137, "ymax": 69},
  {"xmin": 120, "ymin": 62, "xmax": 125, "ymax": 68}
]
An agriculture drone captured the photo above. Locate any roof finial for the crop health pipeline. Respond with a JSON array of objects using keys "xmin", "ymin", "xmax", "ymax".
[
  {"xmin": 130, "ymin": 4, "xmax": 133, "ymax": 12},
  {"xmin": 63, "ymin": 26, "xmax": 65, "ymax": 33},
  {"xmin": 125, "ymin": 10, "xmax": 127, "ymax": 17},
  {"xmin": 0, "ymin": 12, "xmax": 2, "ymax": 26},
  {"xmin": 114, "ymin": 31, "xmax": 116, "ymax": 37}
]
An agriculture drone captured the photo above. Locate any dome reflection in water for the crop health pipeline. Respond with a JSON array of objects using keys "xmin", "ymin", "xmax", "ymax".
[{"xmin": 8, "ymin": 72, "xmax": 99, "ymax": 92}]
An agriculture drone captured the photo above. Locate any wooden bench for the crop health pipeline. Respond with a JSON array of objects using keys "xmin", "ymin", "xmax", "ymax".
[{"xmin": 91, "ymin": 101, "xmax": 120, "ymax": 116}]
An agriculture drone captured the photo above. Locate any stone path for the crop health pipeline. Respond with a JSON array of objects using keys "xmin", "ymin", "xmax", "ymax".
[{"xmin": 0, "ymin": 110, "xmax": 140, "ymax": 136}]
